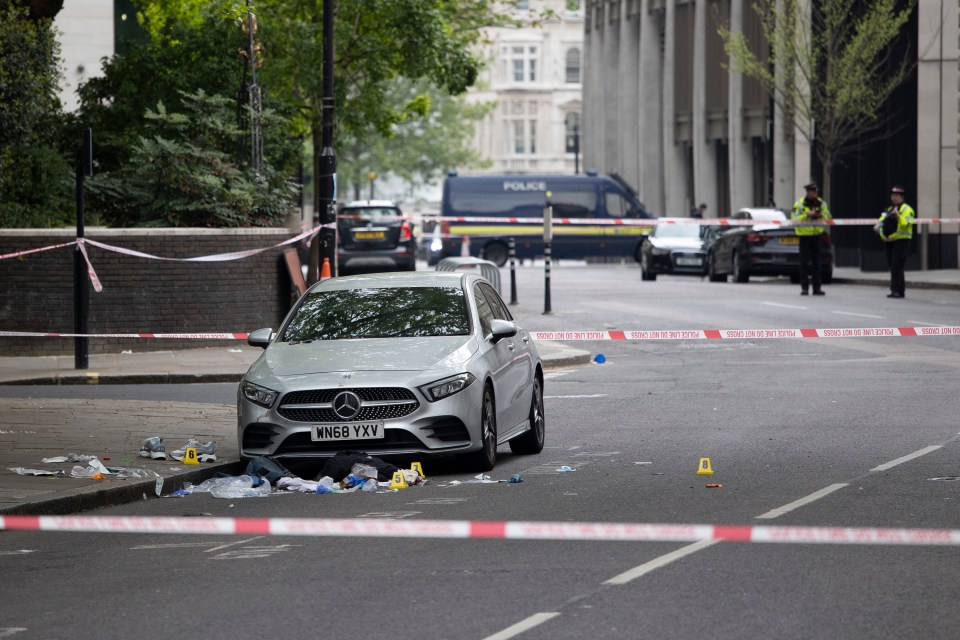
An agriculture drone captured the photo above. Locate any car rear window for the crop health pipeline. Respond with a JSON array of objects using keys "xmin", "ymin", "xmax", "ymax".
[
  {"xmin": 341, "ymin": 207, "xmax": 401, "ymax": 220},
  {"xmin": 282, "ymin": 287, "xmax": 470, "ymax": 341}
]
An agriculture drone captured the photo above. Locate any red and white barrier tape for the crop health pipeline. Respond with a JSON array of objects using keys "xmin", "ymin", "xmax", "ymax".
[
  {"xmin": 1, "ymin": 515, "xmax": 958, "ymax": 546},
  {"xmin": 532, "ymin": 327, "xmax": 960, "ymax": 341},
  {"xmin": 0, "ymin": 240, "xmax": 78, "ymax": 262},
  {"xmin": 420, "ymin": 215, "xmax": 960, "ymax": 227},
  {"xmin": 0, "ymin": 331, "xmax": 247, "ymax": 339},
  {"xmin": 3, "ymin": 326, "xmax": 960, "ymax": 340}
]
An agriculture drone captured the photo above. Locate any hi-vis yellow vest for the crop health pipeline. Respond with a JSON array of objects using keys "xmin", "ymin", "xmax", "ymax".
[
  {"xmin": 878, "ymin": 203, "xmax": 915, "ymax": 241},
  {"xmin": 791, "ymin": 198, "xmax": 831, "ymax": 236}
]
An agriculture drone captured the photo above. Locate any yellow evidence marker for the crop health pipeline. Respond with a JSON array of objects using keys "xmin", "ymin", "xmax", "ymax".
[
  {"xmin": 696, "ymin": 457, "xmax": 714, "ymax": 475},
  {"xmin": 182, "ymin": 447, "xmax": 199, "ymax": 465}
]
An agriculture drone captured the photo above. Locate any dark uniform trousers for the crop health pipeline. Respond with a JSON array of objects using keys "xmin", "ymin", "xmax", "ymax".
[
  {"xmin": 798, "ymin": 235, "xmax": 822, "ymax": 292},
  {"xmin": 886, "ymin": 240, "xmax": 909, "ymax": 296}
]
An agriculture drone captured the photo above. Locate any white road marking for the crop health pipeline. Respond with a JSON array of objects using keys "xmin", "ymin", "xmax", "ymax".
[
  {"xmin": 604, "ymin": 540, "xmax": 720, "ymax": 585},
  {"xmin": 762, "ymin": 302, "xmax": 807, "ymax": 310},
  {"xmin": 907, "ymin": 319, "xmax": 940, "ymax": 326},
  {"xmin": 481, "ymin": 613, "xmax": 560, "ymax": 640},
  {"xmin": 0, "ymin": 550, "xmax": 35, "ymax": 555},
  {"xmin": 832, "ymin": 310, "xmax": 884, "ymax": 319},
  {"xmin": 355, "ymin": 511, "xmax": 422, "ymax": 519},
  {"xmin": 545, "ymin": 394, "xmax": 607, "ymax": 399},
  {"xmin": 544, "ymin": 370, "xmax": 573, "ymax": 380},
  {"xmin": 205, "ymin": 536, "xmax": 264, "ymax": 553},
  {"xmin": 0, "ymin": 629, "xmax": 28, "ymax": 638},
  {"xmin": 133, "ymin": 542, "xmax": 220, "ymax": 550},
  {"xmin": 409, "ymin": 498, "xmax": 469, "ymax": 505},
  {"xmin": 870, "ymin": 445, "xmax": 942, "ymax": 472},
  {"xmin": 754, "ymin": 483, "xmax": 849, "ymax": 520}
]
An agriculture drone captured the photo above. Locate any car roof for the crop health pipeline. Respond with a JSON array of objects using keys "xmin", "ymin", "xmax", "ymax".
[
  {"xmin": 738, "ymin": 208, "xmax": 787, "ymax": 221},
  {"xmin": 308, "ymin": 270, "xmax": 479, "ymax": 292},
  {"xmin": 341, "ymin": 200, "xmax": 399, "ymax": 209}
]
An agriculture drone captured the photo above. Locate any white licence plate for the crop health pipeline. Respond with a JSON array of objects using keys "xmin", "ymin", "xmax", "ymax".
[
  {"xmin": 311, "ymin": 422, "xmax": 384, "ymax": 442},
  {"xmin": 676, "ymin": 257, "xmax": 703, "ymax": 266}
]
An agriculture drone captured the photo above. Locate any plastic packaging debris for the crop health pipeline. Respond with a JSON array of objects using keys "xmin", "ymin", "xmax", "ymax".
[
  {"xmin": 276, "ymin": 477, "xmax": 339, "ymax": 494},
  {"xmin": 351, "ymin": 463, "xmax": 379, "ymax": 480},
  {"xmin": 361, "ymin": 478, "xmax": 378, "ymax": 493},
  {"xmin": 88, "ymin": 459, "xmax": 111, "ymax": 475},
  {"xmin": 192, "ymin": 475, "xmax": 271, "ymax": 498},
  {"xmin": 71, "ymin": 465, "xmax": 100, "ymax": 478},
  {"xmin": 593, "ymin": 353, "xmax": 606, "ymax": 364},
  {"xmin": 9, "ymin": 467, "xmax": 65, "ymax": 477},
  {"xmin": 506, "ymin": 474, "xmax": 523, "ymax": 484},
  {"xmin": 113, "ymin": 468, "xmax": 151, "ymax": 479},
  {"xmin": 340, "ymin": 474, "xmax": 366, "ymax": 489},
  {"xmin": 556, "ymin": 466, "xmax": 576, "ymax": 473},
  {"xmin": 41, "ymin": 454, "xmax": 96, "ymax": 464}
]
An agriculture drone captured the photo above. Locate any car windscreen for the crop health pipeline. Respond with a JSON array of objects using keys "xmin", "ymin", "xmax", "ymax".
[
  {"xmin": 654, "ymin": 223, "xmax": 703, "ymax": 238},
  {"xmin": 282, "ymin": 287, "xmax": 470, "ymax": 341}
]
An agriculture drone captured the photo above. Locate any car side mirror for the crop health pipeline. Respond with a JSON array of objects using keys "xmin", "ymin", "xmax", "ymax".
[
  {"xmin": 489, "ymin": 319, "xmax": 518, "ymax": 343},
  {"xmin": 247, "ymin": 328, "xmax": 274, "ymax": 349}
]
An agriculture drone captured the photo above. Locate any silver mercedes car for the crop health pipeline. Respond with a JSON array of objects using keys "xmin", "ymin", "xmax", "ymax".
[{"xmin": 237, "ymin": 271, "xmax": 545, "ymax": 471}]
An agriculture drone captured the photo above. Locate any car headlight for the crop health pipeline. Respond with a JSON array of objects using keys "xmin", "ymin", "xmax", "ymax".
[
  {"xmin": 241, "ymin": 381, "xmax": 278, "ymax": 408},
  {"xmin": 430, "ymin": 237, "xmax": 443, "ymax": 252},
  {"xmin": 418, "ymin": 372, "xmax": 476, "ymax": 402}
]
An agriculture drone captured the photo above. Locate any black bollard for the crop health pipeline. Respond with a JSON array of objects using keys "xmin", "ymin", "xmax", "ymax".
[{"xmin": 508, "ymin": 237, "xmax": 518, "ymax": 305}]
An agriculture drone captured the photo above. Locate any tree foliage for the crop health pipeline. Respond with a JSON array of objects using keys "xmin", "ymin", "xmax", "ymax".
[
  {"xmin": 0, "ymin": 1, "xmax": 73, "ymax": 227},
  {"xmin": 338, "ymin": 79, "xmax": 494, "ymax": 201},
  {"xmin": 86, "ymin": 90, "xmax": 297, "ymax": 227},
  {"xmin": 720, "ymin": 0, "xmax": 915, "ymax": 200}
]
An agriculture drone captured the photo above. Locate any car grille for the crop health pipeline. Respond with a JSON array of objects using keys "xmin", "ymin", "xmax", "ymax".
[
  {"xmin": 273, "ymin": 429, "xmax": 425, "ymax": 455},
  {"xmin": 242, "ymin": 423, "xmax": 278, "ymax": 449},
  {"xmin": 277, "ymin": 387, "xmax": 420, "ymax": 423}
]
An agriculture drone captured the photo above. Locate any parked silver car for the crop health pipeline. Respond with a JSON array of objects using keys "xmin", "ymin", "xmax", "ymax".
[{"xmin": 237, "ymin": 271, "xmax": 545, "ymax": 471}]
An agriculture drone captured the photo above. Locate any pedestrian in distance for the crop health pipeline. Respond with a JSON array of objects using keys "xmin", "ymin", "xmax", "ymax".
[
  {"xmin": 791, "ymin": 182, "xmax": 832, "ymax": 296},
  {"xmin": 690, "ymin": 203, "xmax": 707, "ymax": 219},
  {"xmin": 874, "ymin": 185, "xmax": 915, "ymax": 299}
]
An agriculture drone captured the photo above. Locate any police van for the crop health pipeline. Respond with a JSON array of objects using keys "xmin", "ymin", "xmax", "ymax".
[{"xmin": 428, "ymin": 171, "xmax": 655, "ymax": 266}]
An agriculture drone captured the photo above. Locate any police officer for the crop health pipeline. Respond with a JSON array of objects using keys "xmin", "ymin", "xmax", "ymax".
[
  {"xmin": 875, "ymin": 185, "xmax": 915, "ymax": 298},
  {"xmin": 791, "ymin": 182, "xmax": 832, "ymax": 295}
]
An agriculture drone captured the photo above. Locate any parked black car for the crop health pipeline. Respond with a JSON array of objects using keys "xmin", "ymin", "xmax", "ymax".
[
  {"xmin": 337, "ymin": 200, "xmax": 416, "ymax": 274},
  {"xmin": 639, "ymin": 218, "xmax": 721, "ymax": 281},
  {"xmin": 705, "ymin": 208, "xmax": 833, "ymax": 284}
]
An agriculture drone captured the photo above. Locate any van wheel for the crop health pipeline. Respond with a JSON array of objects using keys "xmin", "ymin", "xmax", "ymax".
[{"xmin": 483, "ymin": 242, "xmax": 508, "ymax": 267}]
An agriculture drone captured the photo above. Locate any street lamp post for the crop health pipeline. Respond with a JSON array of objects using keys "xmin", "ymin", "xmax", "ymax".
[{"xmin": 311, "ymin": 0, "xmax": 337, "ymax": 280}]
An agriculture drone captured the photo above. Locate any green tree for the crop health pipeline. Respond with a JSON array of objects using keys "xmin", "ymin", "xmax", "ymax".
[
  {"xmin": 338, "ymin": 79, "xmax": 494, "ymax": 201},
  {"xmin": 86, "ymin": 90, "xmax": 297, "ymax": 227},
  {"xmin": 0, "ymin": 1, "xmax": 73, "ymax": 227},
  {"xmin": 720, "ymin": 0, "xmax": 915, "ymax": 201}
]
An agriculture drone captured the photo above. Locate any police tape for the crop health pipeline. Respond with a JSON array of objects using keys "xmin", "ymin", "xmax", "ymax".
[
  {"xmin": 3, "ymin": 326, "xmax": 960, "ymax": 340},
  {"xmin": 531, "ymin": 327, "xmax": 960, "ymax": 341},
  {"xmin": 414, "ymin": 215, "xmax": 960, "ymax": 227},
  {"xmin": 2, "ymin": 514, "xmax": 959, "ymax": 546}
]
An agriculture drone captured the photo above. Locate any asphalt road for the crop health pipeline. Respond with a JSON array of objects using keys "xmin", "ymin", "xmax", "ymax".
[{"xmin": 2, "ymin": 265, "xmax": 960, "ymax": 640}]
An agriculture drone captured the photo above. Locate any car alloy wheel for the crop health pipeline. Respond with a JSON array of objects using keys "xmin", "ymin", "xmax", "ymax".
[
  {"xmin": 510, "ymin": 374, "xmax": 545, "ymax": 455},
  {"xmin": 464, "ymin": 385, "xmax": 497, "ymax": 471},
  {"xmin": 708, "ymin": 252, "xmax": 726, "ymax": 282}
]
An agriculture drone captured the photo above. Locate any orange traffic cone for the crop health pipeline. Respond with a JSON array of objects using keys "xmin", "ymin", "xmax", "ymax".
[{"xmin": 320, "ymin": 257, "xmax": 332, "ymax": 280}]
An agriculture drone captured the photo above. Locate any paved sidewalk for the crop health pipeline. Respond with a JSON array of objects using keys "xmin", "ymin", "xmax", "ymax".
[
  {"xmin": 831, "ymin": 266, "xmax": 960, "ymax": 291},
  {"xmin": 0, "ymin": 341, "xmax": 590, "ymax": 515}
]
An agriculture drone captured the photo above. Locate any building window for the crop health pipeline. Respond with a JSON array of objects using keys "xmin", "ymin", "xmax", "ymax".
[
  {"xmin": 502, "ymin": 45, "xmax": 539, "ymax": 83},
  {"xmin": 565, "ymin": 112, "xmax": 580, "ymax": 153},
  {"xmin": 565, "ymin": 48, "xmax": 581, "ymax": 83},
  {"xmin": 504, "ymin": 102, "xmax": 538, "ymax": 155}
]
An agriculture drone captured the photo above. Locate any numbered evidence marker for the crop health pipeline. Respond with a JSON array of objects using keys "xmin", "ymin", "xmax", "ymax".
[
  {"xmin": 389, "ymin": 470, "xmax": 409, "ymax": 490},
  {"xmin": 182, "ymin": 447, "xmax": 199, "ymax": 465},
  {"xmin": 410, "ymin": 461, "xmax": 426, "ymax": 479},
  {"xmin": 696, "ymin": 457, "xmax": 714, "ymax": 475}
]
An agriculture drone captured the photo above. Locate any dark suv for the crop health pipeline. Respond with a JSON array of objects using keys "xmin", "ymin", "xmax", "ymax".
[{"xmin": 337, "ymin": 200, "xmax": 416, "ymax": 274}]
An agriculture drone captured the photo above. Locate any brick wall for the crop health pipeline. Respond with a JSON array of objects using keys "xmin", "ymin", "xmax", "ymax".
[{"xmin": 0, "ymin": 228, "xmax": 298, "ymax": 356}]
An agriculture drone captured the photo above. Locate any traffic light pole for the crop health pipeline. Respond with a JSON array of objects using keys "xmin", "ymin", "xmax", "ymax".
[{"xmin": 74, "ymin": 129, "xmax": 93, "ymax": 369}]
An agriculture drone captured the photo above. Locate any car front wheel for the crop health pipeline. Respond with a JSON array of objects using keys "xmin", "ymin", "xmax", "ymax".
[
  {"xmin": 510, "ymin": 375, "xmax": 545, "ymax": 455},
  {"xmin": 708, "ymin": 253, "xmax": 727, "ymax": 282},
  {"xmin": 463, "ymin": 385, "xmax": 497, "ymax": 471}
]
